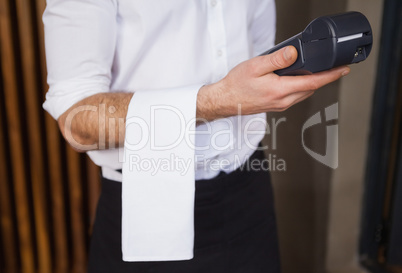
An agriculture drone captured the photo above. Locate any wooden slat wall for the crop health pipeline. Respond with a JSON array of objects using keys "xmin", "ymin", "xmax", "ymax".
[{"xmin": 0, "ymin": 1, "xmax": 102, "ymax": 272}]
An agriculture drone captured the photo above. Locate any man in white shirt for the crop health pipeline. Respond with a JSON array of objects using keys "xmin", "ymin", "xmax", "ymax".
[{"xmin": 43, "ymin": 0, "xmax": 350, "ymax": 272}]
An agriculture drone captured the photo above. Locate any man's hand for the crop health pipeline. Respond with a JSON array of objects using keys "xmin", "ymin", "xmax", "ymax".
[{"xmin": 197, "ymin": 46, "xmax": 350, "ymax": 121}]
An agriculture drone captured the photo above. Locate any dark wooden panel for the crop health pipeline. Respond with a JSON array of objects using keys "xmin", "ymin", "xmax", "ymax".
[
  {"xmin": 86, "ymin": 157, "xmax": 101, "ymax": 235},
  {"xmin": 0, "ymin": 0, "xmax": 36, "ymax": 272},
  {"xmin": 0, "ymin": 0, "xmax": 102, "ymax": 272},
  {"xmin": 14, "ymin": 0, "xmax": 52, "ymax": 271},
  {"xmin": 34, "ymin": 0, "xmax": 71, "ymax": 272},
  {"xmin": 0, "ymin": 56, "xmax": 19, "ymax": 273},
  {"xmin": 66, "ymin": 147, "xmax": 88, "ymax": 273}
]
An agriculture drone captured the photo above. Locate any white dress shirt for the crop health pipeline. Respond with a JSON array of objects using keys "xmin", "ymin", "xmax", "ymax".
[
  {"xmin": 43, "ymin": 0, "xmax": 276, "ymax": 261},
  {"xmin": 43, "ymin": 0, "xmax": 276, "ymax": 181}
]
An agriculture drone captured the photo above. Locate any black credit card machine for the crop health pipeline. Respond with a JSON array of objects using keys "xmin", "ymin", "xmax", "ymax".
[{"xmin": 261, "ymin": 11, "xmax": 373, "ymax": 76}]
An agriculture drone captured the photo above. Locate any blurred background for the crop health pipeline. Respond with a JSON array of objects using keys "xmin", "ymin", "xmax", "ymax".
[{"xmin": 0, "ymin": 0, "xmax": 401, "ymax": 273}]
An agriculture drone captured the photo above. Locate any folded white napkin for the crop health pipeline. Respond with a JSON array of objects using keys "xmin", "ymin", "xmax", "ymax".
[{"xmin": 122, "ymin": 85, "xmax": 202, "ymax": 261}]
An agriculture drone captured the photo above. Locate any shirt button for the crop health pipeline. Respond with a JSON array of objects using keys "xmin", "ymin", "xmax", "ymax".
[
  {"xmin": 217, "ymin": 50, "xmax": 223, "ymax": 56},
  {"xmin": 211, "ymin": 0, "xmax": 217, "ymax": 7}
]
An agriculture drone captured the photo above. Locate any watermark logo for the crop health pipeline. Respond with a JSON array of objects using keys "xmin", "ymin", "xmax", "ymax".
[
  {"xmin": 301, "ymin": 103, "xmax": 338, "ymax": 169},
  {"xmin": 62, "ymin": 102, "xmax": 339, "ymax": 171}
]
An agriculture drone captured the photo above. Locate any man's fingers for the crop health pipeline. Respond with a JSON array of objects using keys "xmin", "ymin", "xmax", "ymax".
[
  {"xmin": 252, "ymin": 46, "xmax": 298, "ymax": 76},
  {"xmin": 278, "ymin": 65, "xmax": 350, "ymax": 93}
]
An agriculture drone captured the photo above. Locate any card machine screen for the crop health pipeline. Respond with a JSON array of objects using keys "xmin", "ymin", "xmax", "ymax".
[{"xmin": 261, "ymin": 11, "xmax": 373, "ymax": 76}]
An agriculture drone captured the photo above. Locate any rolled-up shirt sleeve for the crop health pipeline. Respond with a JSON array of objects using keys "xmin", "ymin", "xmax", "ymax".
[{"xmin": 42, "ymin": 0, "xmax": 117, "ymax": 120}]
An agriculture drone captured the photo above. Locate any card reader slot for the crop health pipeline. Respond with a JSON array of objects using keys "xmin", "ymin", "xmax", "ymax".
[
  {"xmin": 305, "ymin": 37, "xmax": 328, "ymax": 43},
  {"xmin": 337, "ymin": 33, "xmax": 363, "ymax": 43}
]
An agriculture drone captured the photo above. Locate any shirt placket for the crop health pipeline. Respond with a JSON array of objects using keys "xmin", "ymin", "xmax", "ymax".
[{"xmin": 207, "ymin": 0, "xmax": 229, "ymax": 82}]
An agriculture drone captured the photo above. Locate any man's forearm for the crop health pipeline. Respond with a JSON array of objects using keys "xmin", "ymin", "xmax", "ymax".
[
  {"xmin": 58, "ymin": 90, "xmax": 223, "ymax": 152},
  {"xmin": 58, "ymin": 92, "xmax": 133, "ymax": 151}
]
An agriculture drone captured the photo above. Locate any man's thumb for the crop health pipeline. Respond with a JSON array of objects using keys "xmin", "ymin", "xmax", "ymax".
[{"xmin": 264, "ymin": 46, "xmax": 298, "ymax": 72}]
